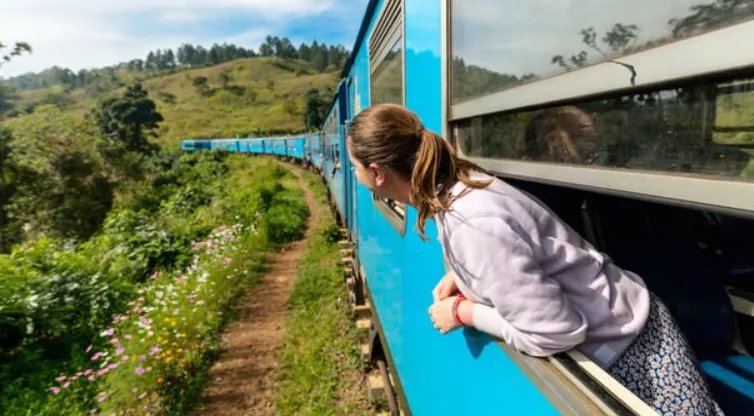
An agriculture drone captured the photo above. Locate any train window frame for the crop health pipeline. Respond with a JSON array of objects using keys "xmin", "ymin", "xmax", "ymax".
[
  {"xmin": 445, "ymin": 0, "xmax": 754, "ymax": 218},
  {"xmin": 448, "ymin": 1, "xmax": 754, "ymax": 118},
  {"xmin": 367, "ymin": 0, "xmax": 408, "ymax": 236}
]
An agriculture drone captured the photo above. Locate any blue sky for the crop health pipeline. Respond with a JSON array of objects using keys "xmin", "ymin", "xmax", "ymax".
[{"xmin": 0, "ymin": 0, "xmax": 370, "ymax": 77}]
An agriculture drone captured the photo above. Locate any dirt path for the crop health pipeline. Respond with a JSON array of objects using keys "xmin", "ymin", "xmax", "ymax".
[{"xmin": 195, "ymin": 170, "xmax": 320, "ymax": 416}]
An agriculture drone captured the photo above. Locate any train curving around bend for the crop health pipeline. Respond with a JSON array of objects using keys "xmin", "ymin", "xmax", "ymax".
[{"xmin": 182, "ymin": 1, "xmax": 754, "ymax": 415}]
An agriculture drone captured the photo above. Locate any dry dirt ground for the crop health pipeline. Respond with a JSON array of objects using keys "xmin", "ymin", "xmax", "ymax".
[{"xmin": 194, "ymin": 172, "xmax": 320, "ymax": 416}]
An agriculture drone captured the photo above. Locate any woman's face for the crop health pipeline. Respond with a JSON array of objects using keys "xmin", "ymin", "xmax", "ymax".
[{"xmin": 346, "ymin": 135, "xmax": 399, "ymax": 201}]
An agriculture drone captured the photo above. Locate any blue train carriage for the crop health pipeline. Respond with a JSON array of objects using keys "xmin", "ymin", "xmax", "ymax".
[
  {"xmin": 333, "ymin": 0, "xmax": 754, "ymax": 415},
  {"xmin": 180, "ymin": 139, "xmax": 211, "ymax": 152},
  {"xmin": 303, "ymin": 132, "xmax": 322, "ymax": 169},
  {"xmin": 320, "ymin": 90, "xmax": 349, "ymax": 226},
  {"xmin": 240, "ymin": 138, "xmax": 266, "ymax": 154}
]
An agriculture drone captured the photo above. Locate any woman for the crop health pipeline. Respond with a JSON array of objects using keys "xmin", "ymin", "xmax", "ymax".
[{"xmin": 345, "ymin": 103, "xmax": 724, "ymax": 416}]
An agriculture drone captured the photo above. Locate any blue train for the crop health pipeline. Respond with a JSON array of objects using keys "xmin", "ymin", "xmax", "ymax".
[{"xmin": 182, "ymin": 1, "xmax": 754, "ymax": 415}]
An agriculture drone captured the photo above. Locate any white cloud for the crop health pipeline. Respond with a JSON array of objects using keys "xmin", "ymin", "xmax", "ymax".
[{"xmin": 0, "ymin": 0, "xmax": 340, "ymax": 77}]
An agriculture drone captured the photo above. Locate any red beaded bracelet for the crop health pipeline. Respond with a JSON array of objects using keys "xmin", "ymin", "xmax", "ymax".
[{"xmin": 452, "ymin": 294, "xmax": 467, "ymax": 327}]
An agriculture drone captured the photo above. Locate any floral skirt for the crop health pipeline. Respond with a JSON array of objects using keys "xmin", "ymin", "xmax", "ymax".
[{"xmin": 608, "ymin": 293, "xmax": 725, "ymax": 416}]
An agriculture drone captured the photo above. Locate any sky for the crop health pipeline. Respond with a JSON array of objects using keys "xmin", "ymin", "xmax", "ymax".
[
  {"xmin": 452, "ymin": 0, "xmax": 710, "ymax": 78},
  {"xmin": 0, "ymin": 0, "xmax": 370, "ymax": 77}
]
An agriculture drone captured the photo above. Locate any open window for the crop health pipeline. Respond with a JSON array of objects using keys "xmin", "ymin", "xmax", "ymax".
[
  {"xmin": 447, "ymin": 0, "xmax": 754, "ymax": 414},
  {"xmin": 369, "ymin": 0, "xmax": 407, "ymax": 236}
]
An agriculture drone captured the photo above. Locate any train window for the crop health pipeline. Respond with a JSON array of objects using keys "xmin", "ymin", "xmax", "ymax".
[
  {"xmin": 369, "ymin": 0, "xmax": 407, "ymax": 235},
  {"xmin": 450, "ymin": 0, "xmax": 754, "ymax": 105},
  {"xmin": 455, "ymin": 76, "xmax": 754, "ymax": 181}
]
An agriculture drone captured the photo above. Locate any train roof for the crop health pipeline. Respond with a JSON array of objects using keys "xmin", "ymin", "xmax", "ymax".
[{"xmin": 340, "ymin": 0, "xmax": 381, "ymax": 80}]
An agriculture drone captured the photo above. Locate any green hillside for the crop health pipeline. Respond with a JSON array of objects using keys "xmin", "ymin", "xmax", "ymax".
[{"xmin": 2, "ymin": 57, "xmax": 338, "ymax": 148}]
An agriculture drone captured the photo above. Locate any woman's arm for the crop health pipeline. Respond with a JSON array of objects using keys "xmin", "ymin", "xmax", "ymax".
[{"xmin": 448, "ymin": 216, "xmax": 587, "ymax": 357}]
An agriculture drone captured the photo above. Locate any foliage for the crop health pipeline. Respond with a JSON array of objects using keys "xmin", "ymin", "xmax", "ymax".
[
  {"xmin": 0, "ymin": 83, "xmax": 21, "ymax": 116},
  {"xmin": 0, "ymin": 126, "xmax": 19, "ymax": 251},
  {"xmin": 3, "ymin": 57, "xmax": 339, "ymax": 147},
  {"xmin": 303, "ymin": 87, "xmax": 333, "ymax": 130},
  {"xmin": 88, "ymin": 82, "xmax": 164, "ymax": 154},
  {"xmin": 1, "ymin": 37, "xmax": 348, "ymax": 93},
  {"xmin": 0, "ymin": 156, "xmax": 311, "ymax": 415},
  {"xmin": 264, "ymin": 187, "xmax": 309, "ymax": 246},
  {"xmin": 4, "ymin": 105, "xmax": 117, "ymax": 242},
  {"xmin": 0, "ymin": 41, "xmax": 31, "ymax": 68}
]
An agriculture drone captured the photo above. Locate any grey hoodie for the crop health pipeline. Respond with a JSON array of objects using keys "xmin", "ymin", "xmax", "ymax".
[{"xmin": 436, "ymin": 171, "xmax": 650, "ymax": 369}]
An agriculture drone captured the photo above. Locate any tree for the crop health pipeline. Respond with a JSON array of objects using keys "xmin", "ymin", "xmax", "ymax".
[
  {"xmin": 298, "ymin": 43, "xmax": 312, "ymax": 61},
  {"xmin": 312, "ymin": 48, "xmax": 328, "ymax": 72},
  {"xmin": 0, "ymin": 126, "xmax": 20, "ymax": 251},
  {"xmin": 303, "ymin": 88, "xmax": 327, "ymax": 130},
  {"xmin": 0, "ymin": 84, "xmax": 20, "ymax": 115},
  {"xmin": 669, "ymin": 0, "xmax": 754, "ymax": 38},
  {"xmin": 145, "ymin": 51, "xmax": 156, "ymax": 70},
  {"xmin": 219, "ymin": 71, "xmax": 232, "ymax": 89},
  {"xmin": 192, "ymin": 76, "xmax": 209, "ymax": 95},
  {"xmin": 0, "ymin": 41, "xmax": 31, "ymax": 68},
  {"xmin": 89, "ymin": 82, "xmax": 163, "ymax": 154},
  {"xmin": 164, "ymin": 49, "xmax": 177, "ymax": 69},
  {"xmin": 6, "ymin": 106, "xmax": 116, "ymax": 242}
]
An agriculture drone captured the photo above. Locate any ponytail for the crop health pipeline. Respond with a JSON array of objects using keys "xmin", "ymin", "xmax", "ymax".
[{"xmin": 411, "ymin": 129, "xmax": 491, "ymax": 241}]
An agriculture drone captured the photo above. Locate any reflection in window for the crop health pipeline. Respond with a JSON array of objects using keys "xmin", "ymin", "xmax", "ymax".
[
  {"xmin": 455, "ymin": 76, "xmax": 754, "ymax": 180},
  {"xmin": 371, "ymin": 40, "xmax": 403, "ymax": 105},
  {"xmin": 450, "ymin": 0, "xmax": 754, "ymax": 103}
]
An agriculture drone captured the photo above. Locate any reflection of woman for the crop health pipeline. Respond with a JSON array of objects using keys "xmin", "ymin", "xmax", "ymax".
[{"xmin": 517, "ymin": 106, "xmax": 598, "ymax": 164}]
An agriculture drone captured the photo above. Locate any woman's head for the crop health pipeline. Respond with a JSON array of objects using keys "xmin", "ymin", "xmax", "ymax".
[
  {"xmin": 517, "ymin": 105, "xmax": 598, "ymax": 164},
  {"xmin": 346, "ymin": 103, "xmax": 490, "ymax": 240}
]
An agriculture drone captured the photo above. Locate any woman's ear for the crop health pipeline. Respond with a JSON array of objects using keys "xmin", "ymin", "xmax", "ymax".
[{"xmin": 368, "ymin": 162, "xmax": 387, "ymax": 187}]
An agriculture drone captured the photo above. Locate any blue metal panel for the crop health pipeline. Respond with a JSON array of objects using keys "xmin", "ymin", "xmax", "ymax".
[{"xmin": 350, "ymin": 1, "xmax": 563, "ymax": 415}]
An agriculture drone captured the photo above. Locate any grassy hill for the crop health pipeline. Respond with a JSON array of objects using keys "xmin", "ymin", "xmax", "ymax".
[{"xmin": 2, "ymin": 57, "xmax": 338, "ymax": 148}]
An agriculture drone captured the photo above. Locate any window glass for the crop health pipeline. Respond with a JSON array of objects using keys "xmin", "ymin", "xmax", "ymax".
[
  {"xmin": 451, "ymin": 0, "xmax": 754, "ymax": 103},
  {"xmin": 455, "ymin": 76, "xmax": 754, "ymax": 180},
  {"xmin": 371, "ymin": 39, "xmax": 403, "ymax": 105}
]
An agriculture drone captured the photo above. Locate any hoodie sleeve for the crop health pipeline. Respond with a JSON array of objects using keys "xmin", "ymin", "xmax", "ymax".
[{"xmin": 447, "ymin": 215, "xmax": 587, "ymax": 357}]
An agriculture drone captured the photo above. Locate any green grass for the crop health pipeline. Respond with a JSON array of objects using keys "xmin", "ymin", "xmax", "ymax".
[
  {"xmin": 273, "ymin": 168, "xmax": 371, "ymax": 416},
  {"xmin": 4, "ymin": 57, "xmax": 338, "ymax": 148}
]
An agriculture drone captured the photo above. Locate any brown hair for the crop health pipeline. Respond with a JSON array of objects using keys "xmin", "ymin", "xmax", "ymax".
[
  {"xmin": 347, "ymin": 103, "xmax": 492, "ymax": 241},
  {"xmin": 516, "ymin": 105, "xmax": 598, "ymax": 164}
]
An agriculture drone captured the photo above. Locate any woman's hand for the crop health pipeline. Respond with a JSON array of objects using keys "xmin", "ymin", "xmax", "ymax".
[
  {"xmin": 429, "ymin": 296, "xmax": 461, "ymax": 334},
  {"xmin": 432, "ymin": 271, "xmax": 458, "ymax": 302},
  {"xmin": 429, "ymin": 296, "xmax": 476, "ymax": 335}
]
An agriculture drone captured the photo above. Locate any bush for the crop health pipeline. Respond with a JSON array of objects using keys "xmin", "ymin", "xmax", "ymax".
[{"xmin": 264, "ymin": 190, "xmax": 309, "ymax": 245}]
